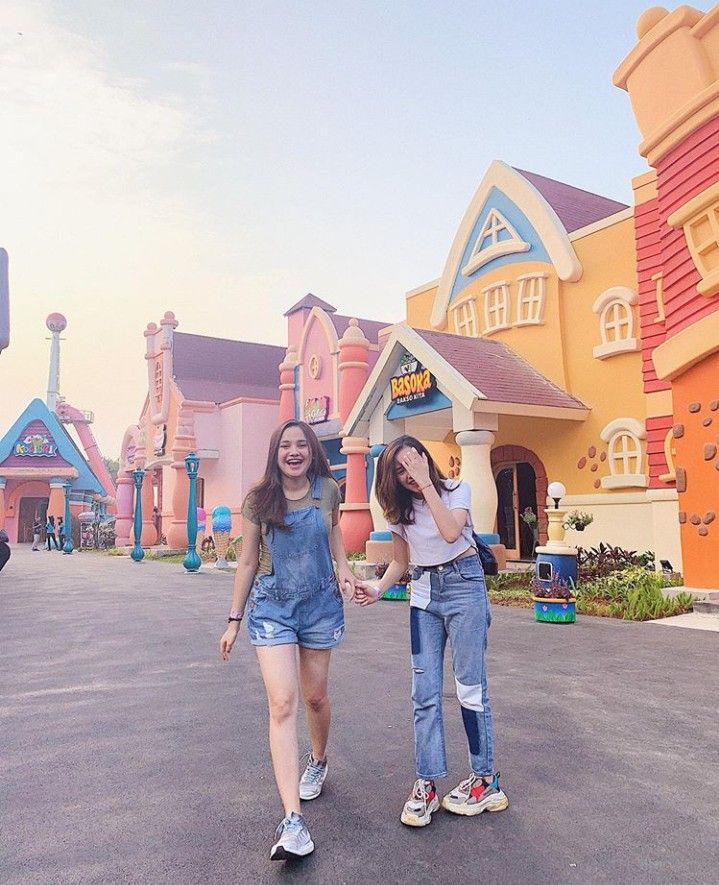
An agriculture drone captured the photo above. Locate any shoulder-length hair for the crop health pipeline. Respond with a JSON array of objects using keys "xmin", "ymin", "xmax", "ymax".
[
  {"xmin": 376, "ymin": 435, "xmax": 449, "ymax": 525},
  {"xmin": 245, "ymin": 419, "xmax": 332, "ymax": 530}
]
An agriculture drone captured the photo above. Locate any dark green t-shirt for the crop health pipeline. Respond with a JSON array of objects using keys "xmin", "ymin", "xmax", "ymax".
[{"xmin": 241, "ymin": 476, "xmax": 341, "ymax": 576}]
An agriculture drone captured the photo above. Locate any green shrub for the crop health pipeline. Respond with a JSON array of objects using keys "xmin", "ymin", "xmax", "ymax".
[{"xmin": 580, "ymin": 566, "xmax": 693, "ymax": 620}]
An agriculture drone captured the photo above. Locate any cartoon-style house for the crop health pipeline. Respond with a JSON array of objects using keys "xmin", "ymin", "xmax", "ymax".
[
  {"xmin": 0, "ymin": 313, "xmax": 115, "ymax": 544},
  {"xmin": 614, "ymin": 3, "xmax": 719, "ymax": 590},
  {"xmin": 120, "ymin": 300, "xmax": 390, "ymax": 551},
  {"xmin": 345, "ymin": 158, "xmax": 684, "ymax": 569},
  {"xmin": 0, "ymin": 399, "xmax": 107, "ymax": 543},
  {"xmin": 117, "ymin": 312, "xmax": 286, "ymax": 548}
]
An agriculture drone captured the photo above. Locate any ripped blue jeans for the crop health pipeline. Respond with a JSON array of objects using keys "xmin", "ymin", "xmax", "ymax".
[{"xmin": 409, "ymin": 555, "xmax": 494, "ymax": 779}]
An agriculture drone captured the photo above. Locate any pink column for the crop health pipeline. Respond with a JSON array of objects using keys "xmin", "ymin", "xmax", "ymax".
[
  {"xmin": 140, "ymin": 470, "xmax": 157, "ymax": 546},
  {"xmin": 278, "ymin": 346, "xmax": 298, "ymax": 424},
  {"xmin": 114, "ymin": 474, "xmax": 134, "ymax": 546},
  {"xmin": 338, "ymin": 319, "xmax": 373, "ymax": 553},
  {"xmin": 165, "ymin": 405, "xmax": 195, "ymax": 549},
  {"xmin": 0, "ymin": 480, "xmax": 6, "ymax": 530}
]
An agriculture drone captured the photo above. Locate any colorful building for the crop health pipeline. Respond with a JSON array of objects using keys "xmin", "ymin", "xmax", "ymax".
[
  {"xmin": 0, "ymin": 314, "xmax": 115, "ymax": 543},
  {"xmin": 120, "ymin": 298, "xmax": 390, "ymax": 550},
  {"xmin": 119, "ymin": 4, "xmax": 719, "ymax": 592}
]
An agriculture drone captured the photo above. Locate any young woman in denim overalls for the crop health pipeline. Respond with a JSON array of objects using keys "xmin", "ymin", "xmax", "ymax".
[
  {"xmin": 220, "ymin": 420, "xmax": 356, "ymax": 860},
  {"xmin": 356, "ymin": 435, "xmax": 509, "ymax": 827}
]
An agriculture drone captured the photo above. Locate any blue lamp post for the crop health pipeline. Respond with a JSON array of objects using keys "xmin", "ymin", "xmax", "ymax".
[
  {"xmin": 183, "ymin": 451, "xmax": 201, "ymax": 573},
  {"xmin": 131, "ymin": 467, "xmax": 145, "ymax": 562},
  {"xmin": 62, "ymin": 481, "xmax": 74, "ymax": 554}
]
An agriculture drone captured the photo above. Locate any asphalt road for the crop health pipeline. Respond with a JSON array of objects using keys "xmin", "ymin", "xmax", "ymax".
[{"xmin": 2, "ymin": 546, "xmax": 718, "ymax": 884}]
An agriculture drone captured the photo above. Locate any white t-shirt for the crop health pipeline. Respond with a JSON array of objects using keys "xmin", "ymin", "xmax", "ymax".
[{"xmin": 387, "ymin": 480, "xmax": 474, "ymax": 566}]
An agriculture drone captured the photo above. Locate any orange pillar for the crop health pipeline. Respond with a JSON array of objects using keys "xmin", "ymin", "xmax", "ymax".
[
  {"xmin": 140, "ymin": 470, "xmax": 157, "ymax": 546},
  {"xmin": 48, "ymin": 478, "xmax": 66, "ymax": 523},
  {"xmin": 278, "ymin": 346, "xmax": 298, "ymax": 424},
  {"xmin": 338, "ymin": 319, "xmax": 373, "ymax": 553}
]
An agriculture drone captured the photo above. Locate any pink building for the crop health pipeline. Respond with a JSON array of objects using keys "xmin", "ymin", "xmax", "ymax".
[{"xmin": 120, "ymin": 298, "xmax": 391, "ymax": 551}]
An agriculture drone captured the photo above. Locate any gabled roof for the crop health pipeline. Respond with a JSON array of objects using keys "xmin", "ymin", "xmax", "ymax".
[
  {"xmin": 513, "ymin": 168, "xmax": 628, "ymax": 233},
  {"xmin": 172, "ymin": 332, "xmax": 284, "ymax": 404},
  {"xmin": 413, "ymin": 329, "xmax": 587, "ymax": 411},
  {"xmin": 0, "ymin": 398, "xmax": 106, "ymax": 494},
  {"xmin": 284, "ymin": 293, "xmax": 337, "ymax": 316},
  {"xmin": 344, "ymin": 325, "xmax": 588, "ymax": 436}
]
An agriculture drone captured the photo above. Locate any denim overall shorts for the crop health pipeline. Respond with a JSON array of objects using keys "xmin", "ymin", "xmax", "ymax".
[{"xmin": 247, "ymin": 476, "xmax": 345, "ymax": 649}]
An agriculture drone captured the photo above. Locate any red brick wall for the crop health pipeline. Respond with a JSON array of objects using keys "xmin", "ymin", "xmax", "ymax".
[
  {"xmin": 634, "ymin": 198, "xmax": 670, "ymax": 393},
  {"xmin": 645, "ymin": 415, "xmax": 673, "ymax": 489}
]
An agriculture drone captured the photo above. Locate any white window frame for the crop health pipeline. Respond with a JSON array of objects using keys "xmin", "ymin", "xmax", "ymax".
[
  {"xmin": 592, "ymin": 287, "xmax": 639, "ymax": 359},
  {"xmin": 461, "ymin": 209, "xmax": 529, "ymax": 277},
  {"xmin": 599, "ymin": 418, "xmax": 648, "ymax": 489},
  {"xmin": 482, "ymin": 281, "xmax": 511, "ymax": 334},
  {"xmin": 450, "ymin": 297, "xmax": 478, "ymax": 337},
  {"xmin": 515, "ymin": 272, "xmax": 548, "ymax": 326}
]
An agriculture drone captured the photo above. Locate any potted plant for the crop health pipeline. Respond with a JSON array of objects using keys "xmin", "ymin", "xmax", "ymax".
[
  {"xmin": 564, "ymin": 510, "xmax": 594, "ymax": 532},
  {"xmin": 531, "ymin": 574, "xmax": 577, "ymax": 623},
  {"xmin": 375, "ymin": 562, "xmax": 412, "ymax": 601}
]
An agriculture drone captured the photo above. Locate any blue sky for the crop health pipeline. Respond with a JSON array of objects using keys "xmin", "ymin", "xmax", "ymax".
[{"xmin": 1, "ymin": 1, "xmax": 708, "ymax": 455}]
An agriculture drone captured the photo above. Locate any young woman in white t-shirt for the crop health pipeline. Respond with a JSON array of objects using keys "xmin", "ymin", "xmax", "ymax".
[{"xmin": 355, "ymin": 435, "xmax": 508, "ymax": 827}]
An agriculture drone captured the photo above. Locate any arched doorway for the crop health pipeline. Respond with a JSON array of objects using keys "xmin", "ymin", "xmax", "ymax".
[
  {"xmin": 18, "ymin": 496, "xmax": 49, "ymax": 543},
  {"xmin": 492, "ymin": 446, "xmax": 548, "ymax": 560}
]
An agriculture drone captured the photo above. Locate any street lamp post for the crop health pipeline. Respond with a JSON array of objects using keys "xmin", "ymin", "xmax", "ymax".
[
  {"xmin": 183, "ymin": 452, "xmax": 201, "ymax": 573},
  {"xmin": 131, "ymin": 467, "xmax": 145, "ymax": 562},
  {"xmin": 62, "ymin": 481, "xmax": 74, "ymax": 554}
]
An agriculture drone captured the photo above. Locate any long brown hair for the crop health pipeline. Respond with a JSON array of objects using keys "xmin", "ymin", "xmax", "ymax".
[
  {"xmin": 245, "ymin": 419, "xmax": 332, "ymax": 529},
  {"xmin": 376, "ymin": 435, "xmax": 449, "ymax": 525}
]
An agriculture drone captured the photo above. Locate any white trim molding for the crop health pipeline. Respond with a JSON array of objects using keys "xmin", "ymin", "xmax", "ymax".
[
  {"xmin": 430, "ymin": 160, "xmax": 582, "ymax": 328},
  {"xmin": 592, "ymin": 286, "xmax": 639, "ymax": 359}
]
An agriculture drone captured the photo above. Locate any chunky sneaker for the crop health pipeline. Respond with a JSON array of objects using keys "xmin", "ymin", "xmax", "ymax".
[
  {"xmin": 441, "ymin": 771, "xmax": 509, "ymax": 816},
  {"xmin": 269, "ymin": 812, "xmax": 315, "ymax": 860},
  {"xmin": 400, "ymin": 779, "xmax": 440, "ymax": 827},
  {"xmin": 299, "ymin": 754, "xmax": 328, "ymax": 801}
]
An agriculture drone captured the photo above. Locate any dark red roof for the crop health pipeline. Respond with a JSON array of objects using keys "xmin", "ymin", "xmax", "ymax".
[
  {"xmin": 414, "ymin": 329, "xmax": 587, "ymax": 411},
  {"xmin": 284, "ymin": 293, "xmax": 337, "ymax": 315},
  {"xmin": 172, "ymin": 332, "xmax": 284, "ymax": 404},
  {"xmin": 513, "ymin": 168, "xmax": 628, "ymax": 233}
]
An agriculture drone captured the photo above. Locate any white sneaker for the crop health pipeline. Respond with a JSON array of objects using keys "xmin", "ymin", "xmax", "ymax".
[
  {"xmin": 299, "ymin": 754, "xmax": 328, "ymax": 801},
  {"xmin": 270, "ymin": 812, "xmax": 314, "ymax": 860},
  {"xmin": 400, "ymin": 779, "xmax": 440, "ymax": 827}
]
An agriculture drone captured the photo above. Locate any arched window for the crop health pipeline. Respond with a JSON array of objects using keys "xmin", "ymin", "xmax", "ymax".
[
  {"xmin": 450, "ymin": 298, "xmax": 478, "ymax": 337},
  {"xmin": 461, "ymin": 209, "xmax": 529, "ymax": 276},
  {"xmin": 599, "ymin": 418, "xmax": 648, "ymax": 489},
  {"xmin": 668, "ymin": 181, "xmax": 719, "ymax": 297},
  {"xmin": 592, "ymin": 287, "xmax": 639, "ymax": 359}
]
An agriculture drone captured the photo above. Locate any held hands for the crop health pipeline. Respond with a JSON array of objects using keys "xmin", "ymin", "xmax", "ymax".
[
  {"xmin": 401, "ymin": 448, "xmax": 432, "ymax": 491},
  {"xmin": 338, "ymin": 568, "xmax": 358, "ymax": 602},
  {"xmin": 354, "ymin": 579, "xmax": 382, "ymax": 606}
]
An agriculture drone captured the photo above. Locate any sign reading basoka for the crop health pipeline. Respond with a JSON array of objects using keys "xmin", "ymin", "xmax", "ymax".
[
  {"xmin": 14, "ymin": 431, "xmax": 58, "ymax": 457},
  {"xmin": 390, "ymin": 353, "xmax": 435, "ymax": 405},
  {"xmin": 304, "ymin": 396, "xmax": 330, "ymax": 424}
]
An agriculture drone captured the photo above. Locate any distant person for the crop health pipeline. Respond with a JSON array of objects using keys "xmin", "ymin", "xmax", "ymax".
[
  {"xmin": 0, "ymin": 529, "xmax": 10, "ymax": 573},
  {"xmin": 46, "ymin": 515, "xmax": 60, "ymax": 551},
  {"xmin": 58, "ymin": 517, "xmax": 65, "ymax": 549},
  {"xmin": 32, "ymin": 515, "xmax": 42, "ymax": 551}
]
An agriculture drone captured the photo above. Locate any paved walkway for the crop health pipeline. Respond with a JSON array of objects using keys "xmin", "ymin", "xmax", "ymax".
[{"xmin": 2, "ymin": 546, "xmax": 718, "ymax": 884}]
